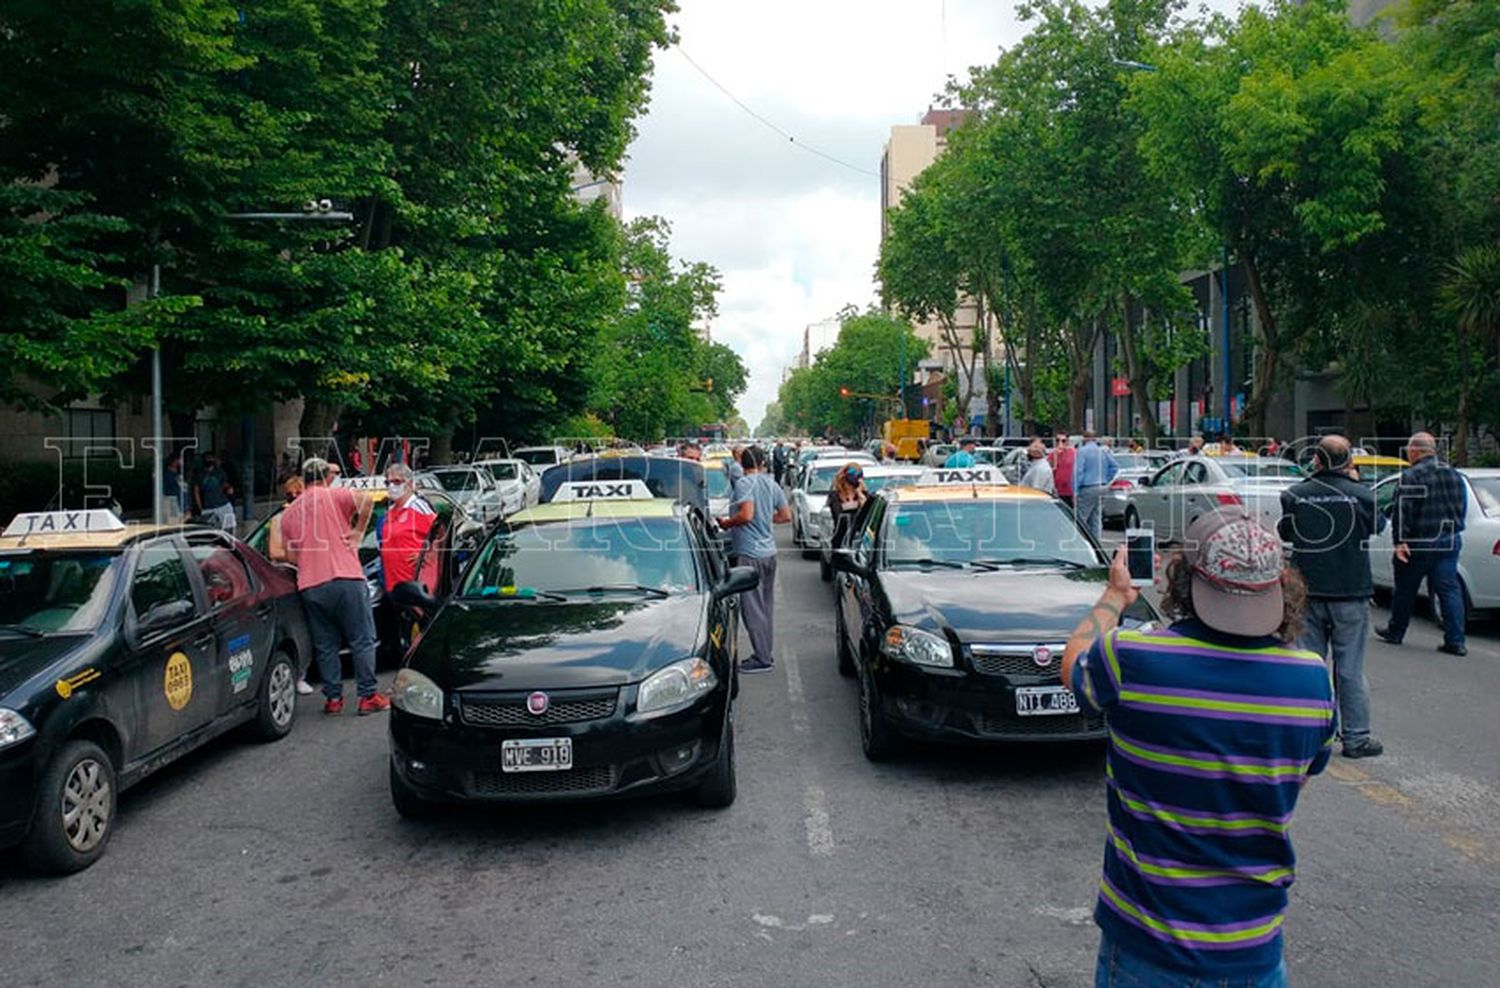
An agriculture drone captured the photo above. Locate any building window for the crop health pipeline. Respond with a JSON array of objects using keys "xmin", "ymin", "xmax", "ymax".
[{"xmin": 64, "ymin": 408, "xmax": 115, "ymax": 459}]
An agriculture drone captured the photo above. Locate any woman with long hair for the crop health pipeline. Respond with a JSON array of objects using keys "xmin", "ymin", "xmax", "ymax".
[{"xmin": 826, "ymin": 462, "xmax": 868, "ymax": 552}]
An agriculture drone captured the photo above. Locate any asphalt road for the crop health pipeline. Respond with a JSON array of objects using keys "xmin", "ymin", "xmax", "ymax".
[{"xmin": 3, "ymin": 532, "xmax": 1499, "ymax": 987}]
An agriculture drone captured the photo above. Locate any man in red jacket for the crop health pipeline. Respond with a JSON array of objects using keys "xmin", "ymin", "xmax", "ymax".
[
  {"xmin": 1050, "ymin": 431, "xmax": 1077, "ymax": 509},
  {"xmin": 379, "ymin": 463, "xmax": 441, "ymax": 594}
]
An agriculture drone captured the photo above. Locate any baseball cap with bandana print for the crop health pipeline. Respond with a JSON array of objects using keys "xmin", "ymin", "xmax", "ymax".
[{"xmin": 1183, "ymin": 506, "xmax": 1286, "ymax": 638}]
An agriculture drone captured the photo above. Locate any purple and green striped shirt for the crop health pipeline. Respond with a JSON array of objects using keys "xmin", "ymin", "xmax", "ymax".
[{"xmin": 1071, "ymin": 619, "xmax": 1336, "ymax": 977}]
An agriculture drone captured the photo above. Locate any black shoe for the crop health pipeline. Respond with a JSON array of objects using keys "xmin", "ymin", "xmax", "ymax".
[
  {"xmin": 1438, "ymin": 643, "xmax": 1468, "ymax": 657},
  {"xmin": 738, "ymin": 656, "xmax": 775, "ymax": 675},
  {"xmin": 1374, "ymin": 626, "xmax": 1402, "ymax": 645},
  {"xmin": 1342, "ymin": 737, "xmax": 1384, "ymax": 759}
]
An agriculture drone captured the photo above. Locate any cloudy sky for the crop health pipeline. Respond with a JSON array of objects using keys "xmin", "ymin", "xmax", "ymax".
[
  {"xmin": 622, "ymin": 1, "xmax": 1030, "ymax": 431},
  {"xmin": 623, "ymin": 0, "xmax": 1247, "ymax": 432}
]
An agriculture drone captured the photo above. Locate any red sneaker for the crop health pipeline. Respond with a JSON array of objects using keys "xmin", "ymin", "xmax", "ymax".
[
  {"xmin": 323, "ymin": 698, "xmax": 344, "ymax": 715},
  {"xmin": 357, "ymin": 694, "xmax": 391, "ymax": 716}
]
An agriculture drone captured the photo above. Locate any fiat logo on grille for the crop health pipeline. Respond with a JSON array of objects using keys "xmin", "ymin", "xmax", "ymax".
[
  {"xmin": 526, "ymin": 691, "xmax": 550, "ymax": 716},
  {"xmin": 1032, "ymin": 645, "xmax": 1053, "ymax": 668}
]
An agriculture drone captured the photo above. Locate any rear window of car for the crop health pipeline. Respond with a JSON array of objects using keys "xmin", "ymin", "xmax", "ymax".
[{"xmin": 1470, "ymin": 477, "xmax": 1500, "ymax": 518}]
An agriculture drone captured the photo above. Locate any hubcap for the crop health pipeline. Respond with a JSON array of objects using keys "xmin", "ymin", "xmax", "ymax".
[
  {"xmin": 268, "ymin": 661, "xmax": 295, "ymax": 727},
  {"xmin": 61, "ymin": 758, "xmax": 111, "ymax": 853}
]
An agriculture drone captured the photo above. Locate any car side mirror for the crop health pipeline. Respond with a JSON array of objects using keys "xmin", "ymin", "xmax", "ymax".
[
  {"xmin": 831, "ymin": 548, "xmax": 871, "ymax": 579},
  {"xmin": 137, "ymin": 598, "xmax": 195, "ymax": 635},
  {"xmin": 389, "ymin": 580, "xmax": 439, "ymax": 611},
  {"xmin": 1137, "ymin": 475, "xmax": 1152, "ymax": 488},
  {"xmin": 714, "ymin": 566, "xmax": 760, "ymax": 600}
]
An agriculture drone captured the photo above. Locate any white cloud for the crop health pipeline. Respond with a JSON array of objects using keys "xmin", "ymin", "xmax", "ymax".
[{"xmin": 623, "ymin": 0, "xmax": 1247, "ymax": 430}]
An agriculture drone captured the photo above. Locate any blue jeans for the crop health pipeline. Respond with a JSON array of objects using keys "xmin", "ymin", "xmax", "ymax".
[
  {"xmin": 1299, "ymin": 599, "xmax": 1371, "ymax": 742},
  {"xmin": 1387, "ymin": 540, "xmax": 1465, "ymax": 648},
  {"xmin": 1095, "ymin": 940, "xmax": 1287, "ymax": 988},
  {"xmin": 1077, "ymin": 485, "xmax": 1106, "ymax": 542},
  {"xmin": 301, "ymin": 577, "xmax": 378, "ymax": 700}
]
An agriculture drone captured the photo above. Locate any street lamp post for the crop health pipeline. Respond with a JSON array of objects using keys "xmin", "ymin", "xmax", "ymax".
[{"xmin": 149, "ymin": 202, "xmax": 356, "ymax": 527}]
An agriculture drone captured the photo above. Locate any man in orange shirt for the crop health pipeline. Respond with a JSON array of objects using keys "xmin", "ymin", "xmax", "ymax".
[
  {"xmin": 1050, "ymin": 431, "xmax": 1078, "ymax": 509},
  {"xmin": 279, "ymin": 457, "xmax": 389, "ymax": 716}
]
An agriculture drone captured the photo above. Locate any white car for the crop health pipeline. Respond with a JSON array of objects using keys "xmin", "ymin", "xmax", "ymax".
[
  {"xmin": 1369, "ymin": 468, "xmax": 1500, "ymax": 625},
  {"xmin": 420, "ymin": 465, "xmax": 508, "ymax": 525},
  {"xmin": 1124, "ymin": 455, "xmax": 1305, "ymax": 542},
  {"xmin": 814, "ymin": 464, "xmax": 924, "ymax": 580},
  {"xmin": 1103, "ymin": 451, "xmax": 1174, "ymax": 525},
  {"xmin": 512, "ymin": 445, "xmax": 571, "ymax": 470},
  {"xmin": 474, "ymin": 458, "xmax": 541, "ymax": 515}
]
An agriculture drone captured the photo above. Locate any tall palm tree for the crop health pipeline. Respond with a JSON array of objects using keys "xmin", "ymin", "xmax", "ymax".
[{"xmin": 1439, "ymin": 244, "xmax": 1500, "ymax": 465}]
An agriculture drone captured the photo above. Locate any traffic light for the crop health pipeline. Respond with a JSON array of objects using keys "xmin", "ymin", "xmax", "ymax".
[
  {"xmin": 839, "ymin": 386, "xmax": 850, "ymax": 398},
  {"xmin": 705, "ymin": 377, "xmax": 713, "ymax": 392}
]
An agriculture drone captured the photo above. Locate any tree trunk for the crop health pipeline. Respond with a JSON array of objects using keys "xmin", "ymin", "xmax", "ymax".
[
  {"xmin": 1117, "ymin": 295, "xmax": 1160, "ymax": 445},
  {"xmin": 1064, "ymin": 317, "xmax": 1099, "ymax": 432},
  {"xmin": 1239, "ymin": 253, "xmax": 1279, "ymax": 438},
  {"xmin": 1454, "ymin": 324, "xmax": 1470, "ymax": 466},
  {"xmin": 939, "ymin": 316, "xmax": 980, "ymax": 430},
  {"xmin": 980, "ymin": 295, "xmax": 1000, "ymax": 435},
  {"xmin": 297, "ymin": 399, "xmax": 341, "ymax": 462},
  {"xmin": 429, "ymin": 431, "xmax": 455, "ymax": 466}
]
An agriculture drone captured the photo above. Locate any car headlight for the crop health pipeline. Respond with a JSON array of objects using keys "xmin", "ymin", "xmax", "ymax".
[
  {"xmin": 0, "ymin": 708, "xmax": 37, "ymax": 749},
  {"xmin": 391, "ymin": 668, "xmax": 444, "ymax": 720},
  {"xmin": 637, "ymin": 657, "xmax": 718, "ymax": 717},
  {"xmin": 882, "ymin": 625, "xmax": 954, "ymax": 668}
]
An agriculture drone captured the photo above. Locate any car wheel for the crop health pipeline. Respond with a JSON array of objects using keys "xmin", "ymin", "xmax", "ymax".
[
  {"xmin": 1124, "ymin": 506, "xmax": 1141, "ymax": 530},
  {"xmin": 834, "ymin": 604, "xmax": 856, "ymax": 678},
  {"xmin": 819, "ymin": 552, "xmax": 833, "ymax": 581},
  {"xmin": 249, "ymin": 651, "xmax": 298, "ymax": 742},
  {"xmin": 390, "ymin": 761, "xmax": 435, "ymax": 820},
  {"xmin": 858, "ymin": 656, "xmax": 900, "ymax": 762},
  {"xmin": 21, "ymin": 739, "xmax": 116, "ymax": 874},
  {"xmin": 791, "ymin": 519, "xmax": 803, "ymax": 549},
  {"xmin": 694, "ymin": 708, "xmax": 737, "ymax": 809}
]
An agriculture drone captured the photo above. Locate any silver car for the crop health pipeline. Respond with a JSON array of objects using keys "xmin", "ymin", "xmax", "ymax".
[
  {"xmin": 1369, "ymin": 468, "xmax": 1500, "ymax": 625},
  {"xmin": 1103, "ymin": 452, "xmax": 1173, "ymax": 525},
  {"xmin": 1124, "ymin": 455, "xmax": 1304, "ymax": 542},
  {"xmin": 473, "ymin": 458, "xmax": 541, "ymax": 516},
  {"xmin": 790, "ymin": 456, "xmax": 874, "ymax": 554},
  {"xmin": 421, "ymin": 465, "xmax": 508, "ymax": 526}
]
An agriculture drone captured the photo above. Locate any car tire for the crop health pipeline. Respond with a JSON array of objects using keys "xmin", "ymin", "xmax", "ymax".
[
  {"xmin": 819, "ymin": 553, "xmax": 833, "ymax": 582},
  {"xmin": 1124, "ymin": 507, "xmax": 1141, "ymax": 531},
  {"xmin": 21, "ymin": 739, "xmax": 116, "ymax": 875},
  {"xmin": 249, "ymin": 650, "xmax": 298, "ymax": 743},
  {"xmin": 858, "ymin": 656, "xmax": 900, "ymax": 762},
  {"xmin": 390, "ymin": 761, "xmax": 435, "ymax": 820},
  {"xmin": 834, "ymin": 605, "xmax": 856, "ymax": 678},
  {"xmin": 694, "ymin": 709, "xmax": 737, "ymax": 809}
]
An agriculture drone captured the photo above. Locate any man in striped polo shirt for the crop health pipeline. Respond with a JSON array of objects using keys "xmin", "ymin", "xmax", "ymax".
[{"xmin": 1062, "ymin": 507, "xmax": 1336, "ymax": 987}]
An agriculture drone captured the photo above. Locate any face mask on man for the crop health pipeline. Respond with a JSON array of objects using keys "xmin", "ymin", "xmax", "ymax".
[{"xmin": 386, "ymin": 482, "xmax": 407, "ymax": 500}]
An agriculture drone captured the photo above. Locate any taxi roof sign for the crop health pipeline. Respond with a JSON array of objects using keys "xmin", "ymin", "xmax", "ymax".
[
  {"xmin": 551, "ymin": 479, "xmax": 657, "ymax": 502},
  {"xmin": 4, "ymin": 509, "xmax": 127, "ymax": 538},
  {"xmin": 915, "ymin": 466, "xmax": 1006, "ymax": 487},
  {"xmin": 334, "ymin": 475, "xmax": 384, "ymax": 492}
]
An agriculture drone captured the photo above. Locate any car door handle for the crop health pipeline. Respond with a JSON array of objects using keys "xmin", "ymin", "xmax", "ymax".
[
  {"xmin": 254, "ymin": 603, "xmax": 273, "ymax": 618},
  {"xmin": 193, "ymin": 633, "xmax": 215, "ymax": 649}
]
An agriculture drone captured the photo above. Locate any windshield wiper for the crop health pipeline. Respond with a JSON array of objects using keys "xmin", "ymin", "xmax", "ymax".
[
  {"xmin": 969, "ymin": 557, "xmax": 1089, "ymax": 569},
  {"xmin": 886, "ymin": 557, "xmax": 966, "ymax": 570},
  {"xmin": 552, "ymin": 584, "xmax": 670, "ymax": 599},
  {"xmin": 467, "ymin": 588, "xmax": 568, "ymax": 603},
  {"xmin": 0, "ymin": 622, "xmax": 47, "ymax": 637}
]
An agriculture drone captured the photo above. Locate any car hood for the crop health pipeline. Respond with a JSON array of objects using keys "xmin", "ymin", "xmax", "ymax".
[
  {"xmin": 878, "ymin": 567, "xmax": 1154, "ymax": 642},
  {"xmin": 0, "ymin": 634, "xmax": 91, "ymax": 697},
  {"xmin": 411, "ymin": 594, "xmax": 707, "ymax": 691}
]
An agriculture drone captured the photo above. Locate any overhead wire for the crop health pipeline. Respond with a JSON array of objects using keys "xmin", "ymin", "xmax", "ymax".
[{"xmin": 674, "ymin": 45, "xmax": 879, "ymax": 179}]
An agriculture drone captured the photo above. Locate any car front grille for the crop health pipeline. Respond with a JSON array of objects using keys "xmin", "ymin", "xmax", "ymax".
[
  {"xmin": 470, "ymin": 765, "xmax": 618, "ymax": 797},
  {"xmin": 981, "ymin": 712, "xmax": 1105, "ymax": 736},
  {"xmin": 458, "ymin": 689, "xmax": 618, "ymax": 728},
  {"xmin": 968, "ymin": 643, "xmax": 1066, "ymax": 678}
]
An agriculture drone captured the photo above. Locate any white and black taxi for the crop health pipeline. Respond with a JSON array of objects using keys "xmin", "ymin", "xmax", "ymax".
[
  {"xmin": 387, "ymin": 480, "xmax": 758, "ymax": 815},
  {"xmin": 831, "ymin": 467, "xmax": 1159, "ymax": 760},
  {"xmin": 0, "ymin": 510, "xmax": 311, "ymax": 873}
]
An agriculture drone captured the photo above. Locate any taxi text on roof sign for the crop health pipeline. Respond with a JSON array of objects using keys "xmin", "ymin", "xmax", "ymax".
[
  {"xmin": 915, "ymin": 467, "xmax": 1006, "ymax": 487},
  {"xmin": 552, "ymin": 479, "xmax": 656, "ymax": 502},
  {"xmin": 3, "ymin": 509, "xmax": 127, "ymax": 538},
  {"xmin": 334, "ymin": 475, "xmax": 384, "ymax": 492}
]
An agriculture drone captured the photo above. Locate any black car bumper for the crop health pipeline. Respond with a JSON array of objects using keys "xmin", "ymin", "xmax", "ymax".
[
  {"xmin": 873, "ymin": 661, "xmax": 1105, "ymax": 743},
  {"xmin": 0, "ymin": 741, "xmax": 41, "ymax": 847},
  {"xmin": 389, "ymin": 690, "xmax": 727, "ymax": 803}
]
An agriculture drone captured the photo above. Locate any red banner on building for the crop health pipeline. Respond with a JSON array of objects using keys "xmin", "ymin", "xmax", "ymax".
[{"xmin": 1111, "ymin": 376, "xmax": 1131, "ymax": 398}]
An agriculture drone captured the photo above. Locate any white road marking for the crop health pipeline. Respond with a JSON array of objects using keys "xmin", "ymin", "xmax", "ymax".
[
  {"xmin": 1034, "ymin": 905, "xmax": 1094, "ymax": 925},
  {"xmin": 783, "ymin": 644, "xmax": 810, "ymax": 734},
  {"xmin": 803, "ymin": 784, "xmax": 836, "ymax": 857},
  {"xmin": 751, "ymin": 912, "xmax": 836, "ymax": 931}
]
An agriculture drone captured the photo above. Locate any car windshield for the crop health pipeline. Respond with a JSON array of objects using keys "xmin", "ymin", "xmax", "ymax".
[
  {"xmin": 461, "ymin": 518, "xmax": 700, "ymax": 597},
  {"xmin": 864, "ymin": 474, "xmax": 918, "ymax": 494},
  {"xmin": 705, "ymin": 469, "xmax": 733, "ymax": 499},
  {"xmin": 807, "ymin": 465, "xmax": 845, "ymax": 494},
  {"xmin": 515, "ymin": 449, "xmax": 557, "ymax": 466},
  {"xmin": 482, "ymin": 462, "xmax": 520, "ymax": 481},
  {"xmin": 0, "ymin": 551, "xmax": 123, "ymax": 635},
  {"xmin": 430, "ymin": 468, "xmax": 481, "ymax": 492},
  {"xmin": 1218, "ymin": 461, "xmax": 1304, "ymax": 479},
  {"xmin": 1470, "ymin": 477, "xmax": 1500, "ymax": 517},
  {"xmin": 884, "ymin": 500, "xmax": 1100, "ymax": 567}
]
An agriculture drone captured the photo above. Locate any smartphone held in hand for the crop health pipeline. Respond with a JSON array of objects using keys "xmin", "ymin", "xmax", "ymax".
[{"xmin": 1125, "ymin": 527, "xmax": 1155, "ymax": 587}]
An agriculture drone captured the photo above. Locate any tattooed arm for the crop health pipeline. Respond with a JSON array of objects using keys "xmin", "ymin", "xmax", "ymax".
[{"xmin": 1060, "ymin": 545, "xmax": 1140, "ymax": 688}]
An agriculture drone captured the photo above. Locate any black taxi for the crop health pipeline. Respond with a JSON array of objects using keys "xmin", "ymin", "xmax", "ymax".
[
  {"xmin": 831, "ymin": 467, "xmax": 1158, "ymax": 760},
  {"xmin": 0, "ymin": 510, "xmax": 311, "ymax": 873},
  {"xmin": 387, "ymin": 480, "xmax": 757, "ymax": 815}
]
